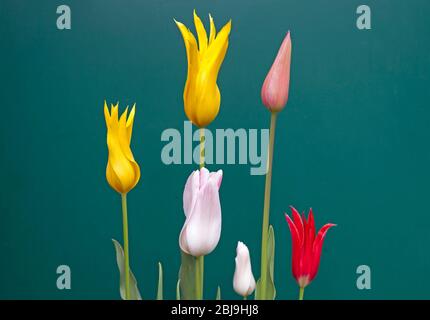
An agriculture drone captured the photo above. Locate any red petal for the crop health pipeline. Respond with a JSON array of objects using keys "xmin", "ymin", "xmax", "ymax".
[
  {"xmin": 301, "ymin": 211, "xmax": 313, "ymax": 278},
  {"xmin": 290, "ymin": 206, "xmax": 304, "ymax": 244},
  {"xmin": 285, "ymin": 213, "xmax": 302, "ymax": 281},
  {"xmin": 308, "ymin": 208, "xmax": 316, "ymax": 244},
  {"xmin": 310, "ymin": 223, "xmax": 336, "ymax": 281}
]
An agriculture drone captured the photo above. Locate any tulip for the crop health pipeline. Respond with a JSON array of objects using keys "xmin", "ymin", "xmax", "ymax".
[
  {"xmin": 256, "ymin": 32, "xmax": 292, "ymax": 300},
  {"xmin": 104, "ymin": 101, "xmax": 140, "ymax": 194},
  {"xmin": 285, "ymin": 207, "xmax": 336, "ymax": 300},
  {"xmin": 180, "ymin": 167, "xmax": 223, "ymax": 257},
  {"xmin": 233, "ymin": 242, "xmax": 256, "ymax": 298},
  {"xmin": 261, "ymin": 32, "xmax": 292, "ymax": 113},
  {"xmin": 104, "ymin": 101, "xmax": 140, "ymax": 300},
  {"xmin": 175, "ymin": 11, "xmax": 232, "ymax": 128}
]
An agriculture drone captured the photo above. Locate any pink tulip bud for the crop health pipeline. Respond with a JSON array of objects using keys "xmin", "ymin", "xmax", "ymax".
[{"xmin": 261, "ymin": 32, "xmax": 292, "ymax": 112}]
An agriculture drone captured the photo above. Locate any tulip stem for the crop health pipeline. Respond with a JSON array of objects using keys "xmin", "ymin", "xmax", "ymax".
[
  {"xmin": 259, "ymin": 112, "xmax": 278, "ymax": 299},
  {"xmin": 196, "ymin": 128, "xmax": 205, "ymax": 300},
  {"xmin": 200, "ymin": 128, "xmax": 205, "ymax": 168},
  {"xmin": 195, "ymin": 256, "xmax": 204, "ymax": 299},
  {"xmin": 299, "ymin": 287, "xmax": 305, "ymax": 300},
  {"xmin": 121, "ymin": 193, "xmax": 131, "ymax": 300}
]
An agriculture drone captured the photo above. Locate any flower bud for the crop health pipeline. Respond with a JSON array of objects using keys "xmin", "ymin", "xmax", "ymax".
[
  {"xmin": 261, "ymin": 32, "xmax": 292, "ymax": 113},
  {"xmin": 233, "ymin": 241, "xmax": 256, "ymax": 297}
]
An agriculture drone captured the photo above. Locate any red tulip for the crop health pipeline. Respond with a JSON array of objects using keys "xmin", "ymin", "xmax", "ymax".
[
  {"xmin": 261, "ymin": 32, "xmax": 292, "ymax": 112},
  {"xmin": 285, "ymin": 207, "xmax": 335, "ymax": 291}
]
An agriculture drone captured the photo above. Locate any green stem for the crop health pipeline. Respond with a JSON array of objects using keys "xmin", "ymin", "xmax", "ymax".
[
  {"xmin": 243, "ymin": 296, "xmax": 248, "ymax": 300},
  {"xmin": 196, "ymin": 127, "xmax": 205, "ymax": 300},
  {"xmin": 299, "ymin": 287, "xmax": 305, "ymax": 300},
  {"xmin": 200, "ymin": 128, "xmax": 205, "ymax": 169},
  {"xmin": 259, "ymin": 112, "xmax": 278, "ymax": 300},
  {"xmin": 121, "ymin": 193, "xmax": 131, "ymax": 300},
  {"xmin": 195, "ymin": 256, "xmax": 204, "ymax": 299}
]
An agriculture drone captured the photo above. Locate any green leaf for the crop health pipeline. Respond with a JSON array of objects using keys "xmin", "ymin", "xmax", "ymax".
[
  {"xmin": 267, "ymin": 225, "xmax": 276, "ymax": 299},
  {"xmin": 216, "ymin": 286, "xmax": 221, "ymax": 300},
  {"xmin": 112, "ymin": 239, "xmax": 142, "ymax": 300},
  {"xmin": 156, "ymin": 262, "xmax": 163, "ymax": 300},
  {"xmin": 178, "ymin": 250, "xmax": 197, "ymax": 300},
  {"xmin": 255, "ymin": 225, "xmax": 276, "ymax": 300},
  {"xmin": 176, "ymin": 279, "xmax": 181, "ymax": 300}
]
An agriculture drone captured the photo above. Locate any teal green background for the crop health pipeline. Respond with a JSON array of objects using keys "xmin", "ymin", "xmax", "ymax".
[{"xmin": 1, "ymin": 0, "xmax": 430, "ymax": 299}]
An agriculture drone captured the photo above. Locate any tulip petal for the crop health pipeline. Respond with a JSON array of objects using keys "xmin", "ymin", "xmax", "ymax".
[
  {"xmin": 308, "ymin": 208, "xmax": 316, "ymax": 244},
  {"xmin": 183, "ymin": 170, "xmax": 199, "ymax": 217},
  {"xmin": 104, "ymin": 101, "xmax": 111, "ymax": 126},
  {"xmin": 209, "ymin": 169, "xmax": 223, "ymax": 189},
  {"xmin": 126, "ymin": 104, "xmax": 136, "ymax": 143},
  {"xmin": 310, "ymin": 223, "xmax": 336, "ymax": 281},
  {"xmin": 209, "ymin": 14, "xmax": 216, "ymax": 45},
  {"xmin": 175, "ymin": 19, "xmax": 200, "ymax": 98},
  {"xmin": 302, "ymin": 212, "xmax": 314, "ymax": 278},
  {"xmin": 199, "ymin": 167, "xmax": 210, "ymax": 187},
  {"xmin": 290, "ymin": 206, "xmax": 304, "ymax": 244},
  {"xmin": 193, "ymin": 10, "xmax": 208, "ymax": 53},
  {"xmin": 285, "ymin": 214, "xmax": 302, "ymax": 281},
  {"xmin": 205, "ymin": 19, "xmax": 231, "ymax": 70}
]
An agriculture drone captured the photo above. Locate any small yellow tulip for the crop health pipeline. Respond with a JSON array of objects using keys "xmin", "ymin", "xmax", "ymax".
[
  {"xmin": 104, "ymin": 101, "xmax": 140, "ymax": 194},
  {"xmin": 175, "ymin": 11, "xmax": 232, "ymax": 128}
]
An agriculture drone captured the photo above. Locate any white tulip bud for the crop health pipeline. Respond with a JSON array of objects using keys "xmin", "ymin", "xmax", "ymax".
[{"xmin": 233, "ymin": 241, "xmax": 256, "ymax": 297}]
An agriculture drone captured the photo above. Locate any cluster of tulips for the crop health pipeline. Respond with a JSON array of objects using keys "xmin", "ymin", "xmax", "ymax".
[{"xmin": 103, "ymin": 11, "xmax": 335, "ymax": 300}]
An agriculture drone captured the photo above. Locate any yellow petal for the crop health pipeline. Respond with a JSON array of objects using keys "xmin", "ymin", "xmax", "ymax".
[
  {"xmin": 208, "ymin": 14, "xmax": 216, "ymax": 45},
  {"xmin": 193, "ymin": 10, "xmax": 208, "ymax": 53},
  {"xmin": 111, "ymin": 103, "xmax": 119, "ymax": 124},
  {"xmin": 175, "ymin": 20, "xmax": 199, "ymax": 65},
  {"xmin": 104, "ymin": 100, "xmax": 111, "ymax": 127},
  {"xmin": 205, "ymin": 19, "xmax": 231, "ymax": 65},
  {"xmin": 119, "ymin": 106, "xmax": 128, "ymax": 128},
  {"xmin": 126, "ymin": 104, "xmax": 136, "ymax": 143}
]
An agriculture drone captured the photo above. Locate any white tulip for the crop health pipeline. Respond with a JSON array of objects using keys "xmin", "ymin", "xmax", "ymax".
[{"xmin": 233, "ymin": 241, "xmax": 256, "ymax": 297}]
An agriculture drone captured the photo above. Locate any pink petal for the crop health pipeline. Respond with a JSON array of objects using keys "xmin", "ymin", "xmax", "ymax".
[
  {"xmin": 199, "ymin": 167, "xmax": 210, "ymax": 188},
  {"xmin": 209, "ymin": 169, "xmax": 223, "ymax": 189},
  {"xmin": 183, "ymin": 170, "xmax": 200, "ymax": 217}
]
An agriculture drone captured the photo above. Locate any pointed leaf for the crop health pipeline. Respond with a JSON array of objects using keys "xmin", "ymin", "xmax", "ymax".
[
  {"xmin": 254, "ymin": 226, "xmax": 276, "ymax": 300},
  {"xmin": 176, "ymin": 279, "xmax": 181, "ymax": 300},
  {"xmin": 156, "ymin": 262, "xmax": 163, "ymax": 300},
  {"xmin": 267, "ymin": 225, "xmax": 276, "ymax": 299},
  {"xmin": 112, "ymin": 239, "xmax": 142, "ymax": 300},
  {"xmin": 216, "ymin": 286, "xmax": 221, "ymax": 300}
]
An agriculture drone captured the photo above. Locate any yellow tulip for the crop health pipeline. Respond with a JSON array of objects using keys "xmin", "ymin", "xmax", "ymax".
[
  {"xmin": 175, "ymin": 11, "xmax": 232, "ymax": 128},
  {"xmin": 104, "ymin": 101, "xmax": 140, "ymax": 194}
]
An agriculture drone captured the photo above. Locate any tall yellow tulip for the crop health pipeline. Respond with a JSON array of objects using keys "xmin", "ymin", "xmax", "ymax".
[
  {"xmin": 104, "ymin": 101, "xmax": 140, "ymax": 194},
  {"xmin": 104, "ymin": 101, "xmax": 140, "ymax": 300},
  {"xmin": 175, "ymin": 11, "xmax": 232, "ymax": 128}
]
